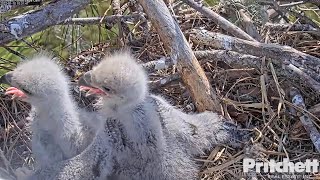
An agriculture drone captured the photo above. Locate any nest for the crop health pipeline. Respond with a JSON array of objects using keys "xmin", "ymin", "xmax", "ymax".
[{"xmin": 0, "ymin": 2, "xmax": 319, "ymax": 180}]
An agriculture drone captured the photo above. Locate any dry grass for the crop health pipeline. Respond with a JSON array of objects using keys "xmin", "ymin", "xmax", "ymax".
[{"xmin": 0, "ymin": 95, "xmax": 32, "ymax": 170}]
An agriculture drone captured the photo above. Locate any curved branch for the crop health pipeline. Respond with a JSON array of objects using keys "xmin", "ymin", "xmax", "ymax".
[{"xmin": 0, "ymin": 0, "xmax": 90, "ymax": 45}]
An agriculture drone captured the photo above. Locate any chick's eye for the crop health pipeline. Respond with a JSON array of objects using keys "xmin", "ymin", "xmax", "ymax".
[
  {"xmin": 102, "ymin": 86, "xmax": 111, "ymax": 92},
  {"xmin": 21, "ymin": 88, "xmax": 31, "ymax": 95}
]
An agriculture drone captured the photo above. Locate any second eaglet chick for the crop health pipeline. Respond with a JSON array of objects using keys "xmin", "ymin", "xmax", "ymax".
[
  {"xmin": 27, "ymin": 52, "xmax": 244, "ymax": 180},
  {"xmin": 0, "ymin": 54, "xmax": 97, "ymax": 169},
  {"xmin": 80, "ymin": 53, "xmax": 243, "ymax": 155}
]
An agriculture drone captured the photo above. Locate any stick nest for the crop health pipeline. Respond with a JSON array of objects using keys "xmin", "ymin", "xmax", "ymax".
[{"xmin": 0, "ymin": 2, "xmax": 319, "ymax": 180}]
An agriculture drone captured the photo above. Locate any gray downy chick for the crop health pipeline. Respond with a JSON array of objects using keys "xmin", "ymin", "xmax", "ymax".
[
  {"xmin": 80, "ymin": 52, "xmax": 243, "ymax": 156},
  {"xmin": 79, "ymin": 52, "xmax": 200, "ymax": 179},
  {"xmin": 0, "ymin": 54, "xmax": 97, "ymax": 170},
  {"xmin": 27, "ymin": 52, "xmax": 244, "ymax": 180}
]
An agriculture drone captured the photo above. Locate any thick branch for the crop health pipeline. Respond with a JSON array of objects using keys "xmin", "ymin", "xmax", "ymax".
[
  {"xmin": 278, "ymin": 0, "xmax": 320, "ymax": 7},
  {"xmin": 0, "ymin": 0, "xmax": 90, "ymax": 45},
  {"xmin": 61, "ymin": 14, "xmax": 144, "ymax": 25},
  {"xmin": 264, "ymin": 22, "xmax": 319, "ymax": 32},
  {"xmin": 194, "ymin": 50, "xmax": 264, "ymax": 68},
  {"xmin": 0, "ymin": 1, "xmax": 42, "ymax": 13},
  {"xmin": 144, "ymin": 50, "xmax": 320, "ymax": 93},
  {"xmin": 189, "ymin": 29, "xmax": 320, "ymax": 77},
  {"xmin": 138, "ymin": 0, "xmax": 221, "ymax": 112},
  {"xmin": 286, "ymin": 64, "xmax": 320, "ymax": 92},
  {"xmin": 181, "ymin": 0, "xmax": 257, "ymax": 42},
  {"xmin": 144, "ymin": 50, "xmax": 263, "ymax": 72}
]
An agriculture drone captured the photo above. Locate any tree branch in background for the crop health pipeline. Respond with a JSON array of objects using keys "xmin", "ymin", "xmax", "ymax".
[
  {"xmin": 0, "ymin": 0, "xmax": 90, "ymax": 45},
  {"xmin": 286, "ymin": 64, "xmax": 320, "ymax": 93},
  {"xmin": 264, "ymin": 22, "xmax": 319, "ymax": 32},
  {"xmin": 138, "ymin": 0, "xmax": 221, "ymax": 113},
  {"xmin": 144, "ymin": 50, "xmax": 320, "ymax": 94},
  {"xmin": 189, "ymin": 29, "xmax": 320, "ymax": 76},
  {"xmin": 0, "ymin": 0, "xmax": 42, "ymax": 13},
  {"xmin": 143, "ymin": 50, "xmax": 262, "ymax": 72},
  {"xmin": 278, "ymin": 0, "xmax": 320, "ymax": 7},
  {"xmin": 181, "ymin": 0, "xmax": 257, "ymax": 42},
  {"xmin": 61, "ymin": 14, "xmax": 144, "ymax": 25},
  {"xmin": 189, "ymin": 29, "xmax": 320, "ymax": 93}
]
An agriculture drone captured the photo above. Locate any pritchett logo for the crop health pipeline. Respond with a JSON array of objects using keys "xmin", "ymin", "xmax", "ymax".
[{"xmin": 243, "ymin": 158, "xmax": 319, "ymax": 173}]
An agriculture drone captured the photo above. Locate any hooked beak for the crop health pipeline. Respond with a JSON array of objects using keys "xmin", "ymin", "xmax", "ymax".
[
  {"xmin": 78, "ymin": 71, "xmax": 106, "ymax": 97},
  {"xmin": 0, "ymin": 72, "xmax": 27, "ymax": 100},
  {"xmin": 78, "ymin": 71, "xmax": 93, "ymax": 87},
  {"xmin": 0, "ymin": 72, "xmax": 13, "ymax": 86}
]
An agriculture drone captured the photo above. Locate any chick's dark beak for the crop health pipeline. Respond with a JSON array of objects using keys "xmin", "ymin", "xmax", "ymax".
[
  {"xmin": 0, "ymin": 72, "xmax": 27, "ymax": 100},
  {"xmin": 0, "ymin": 72, "xmax": 13, "ymax": 85},
  {"xmin": 78, "ymin": 71, "xmax": 107, "ymax": 97},
  {"xmin": 78, "ymin": 71, "xmax": 93, "ymax": 87}
]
